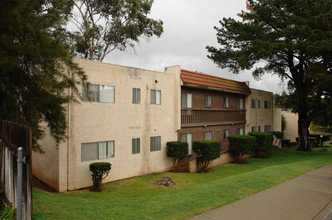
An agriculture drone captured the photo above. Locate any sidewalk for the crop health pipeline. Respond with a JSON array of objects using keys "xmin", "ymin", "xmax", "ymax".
[{"xmin": 189, "ymin": 164, "xmax": 332, "ymax": 220}]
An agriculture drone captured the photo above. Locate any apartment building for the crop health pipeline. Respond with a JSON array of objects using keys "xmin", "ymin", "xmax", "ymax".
[
  {"xmin": 245, "ymin": 88, "xmax": 281, "ymax": 134},
  {"xmin": 179, "ymin": 70, "xmax": 251, "ymax": 152},
  {"xmin": 32, "ymin": 59, "xmax": 281, "ymax": 191},
  {"xmin": 33, "ymin": 59, "xmax": 181, "ymax": 191}
]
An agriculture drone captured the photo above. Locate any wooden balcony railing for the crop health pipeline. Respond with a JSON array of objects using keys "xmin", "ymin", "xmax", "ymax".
[{"xmin": 181, "ymin": 108, "xmax": 245, "ymax": 126}]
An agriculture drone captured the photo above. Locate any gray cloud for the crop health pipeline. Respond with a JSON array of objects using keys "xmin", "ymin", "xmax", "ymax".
[{"xmin": 105, "ymin": 0, "xmax": 287, "ymax": 94}]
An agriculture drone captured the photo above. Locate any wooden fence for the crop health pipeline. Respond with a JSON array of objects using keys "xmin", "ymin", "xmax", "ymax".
[{"xmin": 0, "ymin": 120, "xmax": 32, "ymax": 219}]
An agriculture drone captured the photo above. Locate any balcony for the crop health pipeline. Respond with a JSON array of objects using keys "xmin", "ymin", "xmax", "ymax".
[{"xmin": 181, "ymin": 108, "xmax": 246, "ymax": 127}]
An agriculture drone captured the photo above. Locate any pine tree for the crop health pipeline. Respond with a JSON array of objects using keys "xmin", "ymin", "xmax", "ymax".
[
  {"xmin": 0, "ymin": 0, "xmax": 87, "ymax": 151},
  {"xmin": 207, "ymin": 0, "xmax": 332, "ymax": 151}
]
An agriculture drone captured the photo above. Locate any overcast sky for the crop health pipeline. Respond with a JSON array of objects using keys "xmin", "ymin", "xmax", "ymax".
[{"xmin": 104, "ymin": 0, "xmax": 287, "ymax": 94}]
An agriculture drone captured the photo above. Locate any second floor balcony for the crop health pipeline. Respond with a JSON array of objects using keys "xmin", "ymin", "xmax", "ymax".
[{"xmin": 181, "ymin": 108, "xmax": 246, "ymax": 127}]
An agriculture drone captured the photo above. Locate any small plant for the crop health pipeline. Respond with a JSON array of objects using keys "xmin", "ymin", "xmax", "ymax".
[
  {"xmin": 0, "ymin": 189, "xmax": 16, "ymax": 220},
  {"xmin": 89, "ymin": 162, "xmax": 111, "ymax": 192},
  {"xmin": 0, "ymin": 203, "xmax": 16, "ymax": 219},
  {"xmin": 193, "ymin": 140, "xmax": 220, "ymax": 173},
  {"xmin": 166, "ymin": 141, "xmax": 188, "ymax": 172},
  {"xmin": 228, "ymin": 135, "xmax": 256, "ymax": 163}
]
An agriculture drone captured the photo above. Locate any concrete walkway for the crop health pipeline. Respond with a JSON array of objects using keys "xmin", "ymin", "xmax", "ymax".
[{"xmin": 189, "ymin": 164, "xmax": 332, "ymax": 220}]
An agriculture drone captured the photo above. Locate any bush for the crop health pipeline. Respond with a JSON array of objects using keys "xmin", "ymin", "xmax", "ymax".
[
  {"xmin": 0, "ymin": 189, "xmax": 16, "ymax": 219},
  {"xmin": 193, "ymin": 140, "xmax": 220, "ymax": 172},
  {"xmin": 282, "ymin": 139, "xmax": 291, "ymax": 148},
  {"xmin": 228, "ymin": 135, "xmax": 256, "ymax": 163},
  {"xmin": 270, "ymin": 131, "xmax": 284, "ymax": 139},
  {"xmin": 249, "ymin": 132, "xmax": 273, "ymax": 152},
  {"xmin": 89, "ymin": 162, "xmax": 111, "ymax": 192},
  {"xmin": 166, "ymin": 141, "xmax": 188, "ymax": 171}
]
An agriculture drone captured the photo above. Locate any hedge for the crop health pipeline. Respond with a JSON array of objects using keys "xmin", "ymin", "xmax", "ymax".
[
  {"xmin": 166, "ymin": 141, "xmax": 188, "ymax": 171},
  {"xmin": 228, "ymin": 135, "xmax": 256, "ymax": 163},
  {"xmin": 249, "ymin": 132, "xmax": 273, "ymax": 152},
  {"xmin": 270, "ymin": 131, "xmax": 284, "ymax": 139},
  {"xmin": 193, "ymin": 140, "xmax": 220, "ymax": 172}
]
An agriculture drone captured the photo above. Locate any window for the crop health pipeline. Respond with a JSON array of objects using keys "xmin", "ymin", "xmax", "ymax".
[
  {"xmin": 181, "ymin": 133, "xmax": 193, "ymax": 154},
  {"xmin": 237, "ymin": 128, "xmax": 244, "ymax": 135},
  {"xmin": 223, "ymin": 97, "xmax": 229, "ymax": 108},
  {"xmin": 238, "ymin": 98, "xmax": 244, "ymax": 109},
  {"xmin": 82, "ymin": 84, "xmax": 115, "ymax": 103},
  {"xmin": 150, "ymin": 136, "xmax": 161, "ymax": 152},
  {"xmin": 258, "ymin": 126, "xmax": 261, "ymax": 132},
  {"xmin": 181, "ymin": 93, "xmax": 192, "ymax": 108},
  {"xmin": 151, "ymin": 90, "xmax": 161, "ymax": 105},
  {"xmin": 132, "ymin": 88, "xmax": 141, "ymax": 104},
  {"xmin": 223, "ymin": 129, "xmax": 229, "ymax": 140},
  {"xmin": 81, "ymin": 141, "xmax": 114, "ymax": 162},
  {"xmin": 132, "ymin": 138, "xmax": 140, "ymax": 154},
  {"xmin": 264, "ymin": 101, "xmax": 271, "ymax": 109},
  {"xmin": 257, "ymin": 100, "xmax": 261, "ymax": 108},
  {"xmin": 205, "ymin": 95, "xmax": 212, "ymax": 107},
  {"xmin": 205, "ymin": 131, "xmax": 212, "ymax": 140},
  {"xmin": 264, "ymin": 125, "xmax": 271, "ymax": 132},
  {"xmin": 252, "ymin": 99, "xmax": 256, "ymax": 108},
  {"xmin": 251, "ymin": 126, "xmax": 256, "ymax": 132}
]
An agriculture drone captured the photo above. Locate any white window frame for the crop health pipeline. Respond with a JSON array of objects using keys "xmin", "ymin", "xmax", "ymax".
[
  {"xmin": 224, "ymin": 97, "xmax": 229, "ymax": 108},
  {"xmin": 205, "ymin": 95, "xmax": 212, "ymax": 107},
  {"xmin": 132, "ymin": 138, "xmax": 140, "ymax": 154},
  {"xmin": 151, "ymin": 90, "xmax": 161, "ymax": 105},
  {"xmin": 205, "ymin": 131, "xmax": 212, "ymax": 140},
  {"xmin": 252, "ymin": 99, "xmax": 256, "ymax": 108},
  {"xmin": 264, "ymin": 125, "xmax": 271, "ymax": 132},
  {"xmin": 81, "ymin": 140, "xmax": 114, "ymax": 162},
  {"xmin": 132, "ymin": 88, "xmax": 141, "ymax": 104},
  {"xmin": 223, "ymin": 129, "xmax": 229, "ymax": 141},
  {"xmin": 237, "ymin": 128, "xmax": 244, "ymax": 135},
  {"xmin": 264, "ymin": 101, "xmax": 271, "ymax": 109},
  {"xmin": 181, "ymin": 93, "xmax": 192, "ymax": 108},
  {"xmin": 150, "ymin": 136, "xmax": 161, "ymax": 152},
  {"xmin": 238, "ymin": 98, "xmax": 244, "ymax": 109},
  {"xmin": 83, "ymin": 83, "xmax": 115, "ymax": 103},
  {"xmin": 181, "ymin": 133, "xmax": 193, "ymax": 155}
]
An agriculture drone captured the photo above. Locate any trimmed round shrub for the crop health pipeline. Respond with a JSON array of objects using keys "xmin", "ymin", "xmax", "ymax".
[
  {"xmin": 166, "ymin": 141, "xmax": 188, "ymax": 172},
  {"xmin": 228, "ymin": 135, "xmax": 256, "ymax": 163},
  {"xmin": 249, "ymin": 132, "xmax": 273, "ymax": 152},
  {"xmin": 193, "ymin": 140, "xmax": 220, "ymax": 172},
  {"xmin": 89, "ymin": 162, "xmax": 111, "ymax": 191}
]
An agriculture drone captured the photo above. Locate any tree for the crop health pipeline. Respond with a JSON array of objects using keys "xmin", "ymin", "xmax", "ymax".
[
  {"xmin": 207, "ymin": 0, "xmax": 332, "ymax": 151},
  {"xmin": 70, "ymin": 0, "xmax": 163, "ymax": 61},
  {"xmin": 89, "ymin": 162, "xmax": 111, "ymax": 191},
  {"xmin": 166, "ymin": 141, "xmax": 188, "ymax": 172},
  {"xmin": 0, "ymin": 0, "xmax": 87, "ymax": 151}
]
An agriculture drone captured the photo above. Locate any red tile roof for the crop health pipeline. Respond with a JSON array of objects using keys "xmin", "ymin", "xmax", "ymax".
[{"xmin": 181, "ymin": 69, "xmax": 251, "ymax": 95}]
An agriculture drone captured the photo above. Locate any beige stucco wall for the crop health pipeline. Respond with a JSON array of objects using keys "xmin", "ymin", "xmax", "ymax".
[
  {"xmin": 273, "ymin": 108, "xmax": 282, "ymax": 132},
  {"xmin": 245, "ymin": 88, "xmax": 278, "ymax": 134},
  {"xmin": 282, "ymin": 111, "xmax": 298, "ymax": 142},
  {"xmin": 33, "ymin": 59, "xmax": 181, "ymax": 191}
]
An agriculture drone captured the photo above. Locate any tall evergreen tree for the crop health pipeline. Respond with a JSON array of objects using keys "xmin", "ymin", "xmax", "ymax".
[
  {"xmin": 207, "ymin": 0, "xmax": 332, "ymax": 151},
  {"xmin": 0, "ymin": 0, "xmax": 87, "ymax": 151}
]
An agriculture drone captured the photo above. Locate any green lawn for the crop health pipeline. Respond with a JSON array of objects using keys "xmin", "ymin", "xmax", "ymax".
[{"xmin": 33, "ymin": 148, "xmax": 332, "ymax": 220}]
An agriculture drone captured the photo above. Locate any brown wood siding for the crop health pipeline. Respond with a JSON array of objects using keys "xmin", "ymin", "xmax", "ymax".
[
  {"xmin": 179, "ymin": 124, "xmax": 245, "ymax": 152},
  {"xmin": 181, "ymin": 87, "xmax": 245, "ymax": 109}
]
